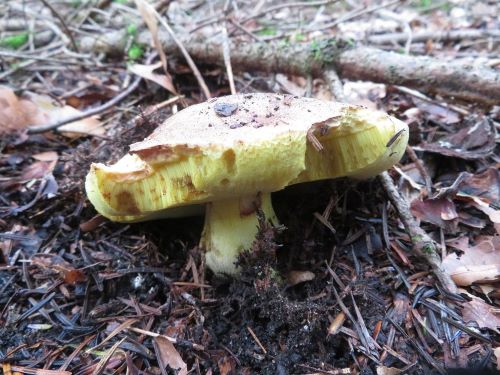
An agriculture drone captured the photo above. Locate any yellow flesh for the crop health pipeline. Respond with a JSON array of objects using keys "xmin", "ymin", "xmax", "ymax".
[
  {"xmin": 86, "ymin": 105, "xmax": 408, "ymax": 274},
  {"xmin": 201, "ymin": 194, "xmax": 277, "ymax": 274}
]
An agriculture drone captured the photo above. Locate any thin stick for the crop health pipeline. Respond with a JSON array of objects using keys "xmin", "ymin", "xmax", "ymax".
[
  {"xmin": 405, "ymin": 145, "xmax": 433, "ymax": 194},
  {"xmin": 379, "ymin": 171, "xmax": 457, "ymax": 294},
  {"xmin": 27, "ymin": 75, "xmax": 142, "ymax": 134},
  {"xmin": 323, "ymin": 69, "xmax": 346, "ymax": 101},
  {"xmin": 128, "ymin": 327, "xmax": 205, "ymax": 350},
  {"xmin": 38, "ymin": 0, "xmax": 79, "ymax": 52},
  {"xmin": 240, "ymin": 0, "xmax": 338, "ymax": 25},
  {"xmin": 247, "ymin": 326, "xmax": 267, "ymax": 354},
  {"xmin": 222, "ymin": 23, "xmax": 236, "ymax": 95},
  {"xmin": 309, "ymin": 0, "xmax": 403, "ymax": 32},
  {"xmin": 153, "ymin": 10, "xmax": 211, "ymax": 99}
]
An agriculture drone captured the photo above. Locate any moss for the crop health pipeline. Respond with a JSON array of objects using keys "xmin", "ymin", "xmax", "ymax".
[
  {"xmin": 411, "ymin": 235, "xmax": 424, "ymax": 243},
  {"xmin": 309, "ymin": 38, "xmax": 356, "ymax": 66},
  {"xmin": 256, "ymin": 26, "xmax": 277, "ymax": 36},
  {"xmin": 422, "ymin": 243, "xmax": 436, "ymax": 255}
]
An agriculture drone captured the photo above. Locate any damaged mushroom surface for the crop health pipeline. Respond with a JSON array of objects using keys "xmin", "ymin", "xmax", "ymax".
[{"xmin": 85, "ymin": 93, "xmax": 409, "ymax": 274}]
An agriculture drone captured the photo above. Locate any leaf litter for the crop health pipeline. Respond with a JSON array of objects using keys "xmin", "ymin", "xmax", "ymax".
[{"xmin": 0, "ymin": 0, "xmax": 499, "ymax": 374}]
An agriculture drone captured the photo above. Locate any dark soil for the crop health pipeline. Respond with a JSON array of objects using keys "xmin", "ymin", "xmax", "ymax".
[{"xmin": 1, "ymin": 1, "xmax": 499, "ymax": 374}]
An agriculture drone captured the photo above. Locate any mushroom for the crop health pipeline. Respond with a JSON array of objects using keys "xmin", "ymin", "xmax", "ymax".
[{"xmin": 85, "ymin": 93, "xmax": 408, "ymax": 274}]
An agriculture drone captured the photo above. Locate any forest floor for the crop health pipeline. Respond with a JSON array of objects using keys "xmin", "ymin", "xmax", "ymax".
[{"xmin": 0, "ymin": 0, "xmax": 499, "ymax": 374}]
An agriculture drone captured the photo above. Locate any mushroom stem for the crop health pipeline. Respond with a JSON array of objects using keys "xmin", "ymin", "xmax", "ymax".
[{"xmin": 201, "ymin": 193, "xmax": 277, "ymax": 275}]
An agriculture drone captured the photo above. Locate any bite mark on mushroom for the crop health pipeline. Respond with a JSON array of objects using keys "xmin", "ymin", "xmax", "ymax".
[{"xmin": 85, "ymin": 93, "xmax": 409, "ymax": 275}]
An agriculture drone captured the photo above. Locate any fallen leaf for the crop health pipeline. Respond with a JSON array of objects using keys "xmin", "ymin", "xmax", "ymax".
[
  {"xmin": 0, "ymin": 86, "xmax": 46, "ymax": 134},
  {"xmin": 0, "ymin": 225, "xmax": 42, "ymax": 258},
  {"xmin": 327, "ymin": 312, "xmax": 346, "ymax": 336},
  {"xmin": 466, "ymin": 195, "xmax": 500, "ymax": 224},
  {"xmin": 494, "ymin": 347, "xmax": 500, "ymax": 370},
  {"xmin": 344, "ymin": 81, "xmax": 386, "ymax": 109},
  {"xmin": 20, "ymin": 160, "xmax": 57, "ymax": 180},
  {"xmin": 455, "ymin": 168, "xmax": 500, "ymax": 224},
  {"xmin": 415, "ymin": 100, "xmax": 461, "ymax": 124},
  {"xmin": 129, "ymin": 63, "xmax": 176, "ymax": 94},
  {"xmin": 7, "ymin": 364, "xmax": 71, "ymax": 375},
  {"xmin": 0, "ymin": 86, "xmax": 104, "ymax": 137},
  {"xmin": 153, "ymin": 336, "xmax": 187, "ymax": 375},
  {"xmin": 134, "ymin": 0, "xmax": 168, "ymax": 73},
  {"xmin": 461, "ymin": 297, "xmax": 500, "ymax": 332},
  {"xmin": 376, "ymin": 366, "xmax": 402, "ymax": 375},
  {"xmin": 458, "ymin": 168, "xmax": 499, "ymax": 205},
  {"xmin": 416, "ymin": 116, "xmax": 496, "ymax": 160},
  {"xmin": 217, "ymin": 356, "xmax": 237, "ymax": 375},
  {"xmin": 32, "ymin": 151, "xmax": 58, "ymax": 162},
  {"xmin": 410, "ymin": 198, "xmax": 458, "ymax": 230},
  {"xmin": 48, "ymin": 105, "xmax": 103, "ymax": 137},
  {"xmin": 31, "ymin": 254, "xmax": 86, "ymax": 285},
  {"xmin": 275, "ymin": 74, "xmax": 306, "ymax": 96},
  {"xmin": 287, "ymin": 270, "xmax": 315, "ymax": 286},
  {"xmin": 443, "ymin": 236, "xmax": 500, "ymax": 286}
]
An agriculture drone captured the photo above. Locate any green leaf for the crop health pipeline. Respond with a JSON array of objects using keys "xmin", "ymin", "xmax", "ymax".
[
  {"xmin": 128, "ymin": 43, "xmax": 144, "ymax": 60},
  {"xmin": 0, "ymin": 32, "xmax": 29, "ymax": 49},
  {"xmin": 126, "ymin": 23, "xmax": 138, "ymax": 36},
  {"xmin": 256, "ymin": 27, "xmax": 277, "ymax": 36}
]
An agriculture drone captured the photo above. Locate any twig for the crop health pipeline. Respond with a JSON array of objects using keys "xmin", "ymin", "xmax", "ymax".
[
  {"xmin": 38, "ymin": 0, "xmax": 79, "ymax": 52},
  {"xmin": 247, "ymin": 326, "xmax": 267, "ymax": 354},
  {"xmin": 377, "ymin": 9, "xmax": 412, "ymax": 54},
  {"xmin": 153, "ymin": 9, "xmax": 211, "ymax": 98},
  {"xmin": 405, "ymin": 145, "xmax": 433, "ymax": 195},
  {"xmin": 221, "ymin": 2, "xmax": 236, "ymax": 95},
  {"xmin": 228, "ymin": 19, "xmax": 261, "ymax": 42},
  {"xmin": 386, "ymin": 316, "xmax": 445, "ymax": 374},
  {"xmin": 128, "ymin": 327, "xmax": 205, "ymax": 350},
  {"xmin": 309, "ymin": 0, "xmax": 403, "ymax": 32},
  {"xmin": 27, "ymin": 75, "xmax": 142, "ymax": 134},
  {"xmin": 83, "ymin": 32, "xmax": 500, "ymax": 105},
  {"xmin": 368, "ymin": 28, "xmax": 500, "ymax": 45},
  {"xmin": 379, "ymin": 171, "xmax": 457, "ymax": 294},
  {"xmin": 240, "ymin": 0, "xmax": 338, "ymax": 25},
  {"xmin": 323, "ymin": 69, "xmax": 346, "ymax": 101}
]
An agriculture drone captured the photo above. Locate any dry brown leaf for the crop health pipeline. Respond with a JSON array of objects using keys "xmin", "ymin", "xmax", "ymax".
[
  {"xmin": 217, "ymin": 356, "xmax": 237, "ymax": 375},
  {"xmin": 411, "ymin": 197, "xmax": 458, "ymax": 230},
  {"xmin": 494, "ymin": 347, "xmax": 500, "ymax": 370},
  {"xmin": 417, "ymin": 117, "xmax": 496, "ymax": 160},
  {"xmin": 32, "ymin": 151, "xmax": 58, "ymax": 162},
  {"xmin": 344, "ymin": 81, "xmax": 386, "ymax": 110},
  {"xmin": 134, "ymin": 0, "xmax": 168, "ymax": 73},
  {"xmin": 32, "ymin": 254, "xmax": 87, "ymax": 285},
  {"xmin": 376, "ymin": 367, "xmax": 402, "ymax": 375},
  {"xmin": 0, "ymin": 86, "xmax": 103, "ymax": 137},
  {"xmin": 327, "ymin": 311, "xmax": 346, "ymax": 336},
  {"xmin": 467, "ymin": 195, "xmax": 500, "ymax": 224},
  {"xmin": 275, "ymin": 74, "xmax": 306, "ymax": 96},
  {"xmin": 129, "ymin": 63, "xmax": 176, "ymax": 94},
  {"xmin": 458, "ymin": 168, "xmax": 499, "ymax": 204},
  {"xmin": 461, "ymin": 297, "xmax": 500, "ymax": 332},
  {"xmin": 287, "ymin": 270, "xmax": 315, "ymax": 286},
  {"xmin": 0, "ymin": 86, "xmax": 46, "ymax": 134},
  {"xmin": 20, "ymin": 160, "xmax": 57, "ymax": 180},
  {"xmin": 29, "ymin": 93, "xmax": 103, "ymax": 137},
  {"xmin": 443, "ymin": 236, "xmax": 500, "ymax": 286},
  {"xmin": 50, "ymin": 106, "xmax": 103, "ymax": 137},
  {"xmin": 153, "ymin": 336, "xmax": 187, "ymax": 375}
]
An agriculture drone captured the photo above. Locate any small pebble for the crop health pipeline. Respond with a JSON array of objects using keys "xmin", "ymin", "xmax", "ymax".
[{"xmin": 214, "ymin": 102, "xmax": 238, "ymax": 117}]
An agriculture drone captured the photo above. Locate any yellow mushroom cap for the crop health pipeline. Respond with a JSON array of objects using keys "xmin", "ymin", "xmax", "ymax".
[{"xmin": 85, "ymin": 93, "xmax": 408, "ymax": 222}]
